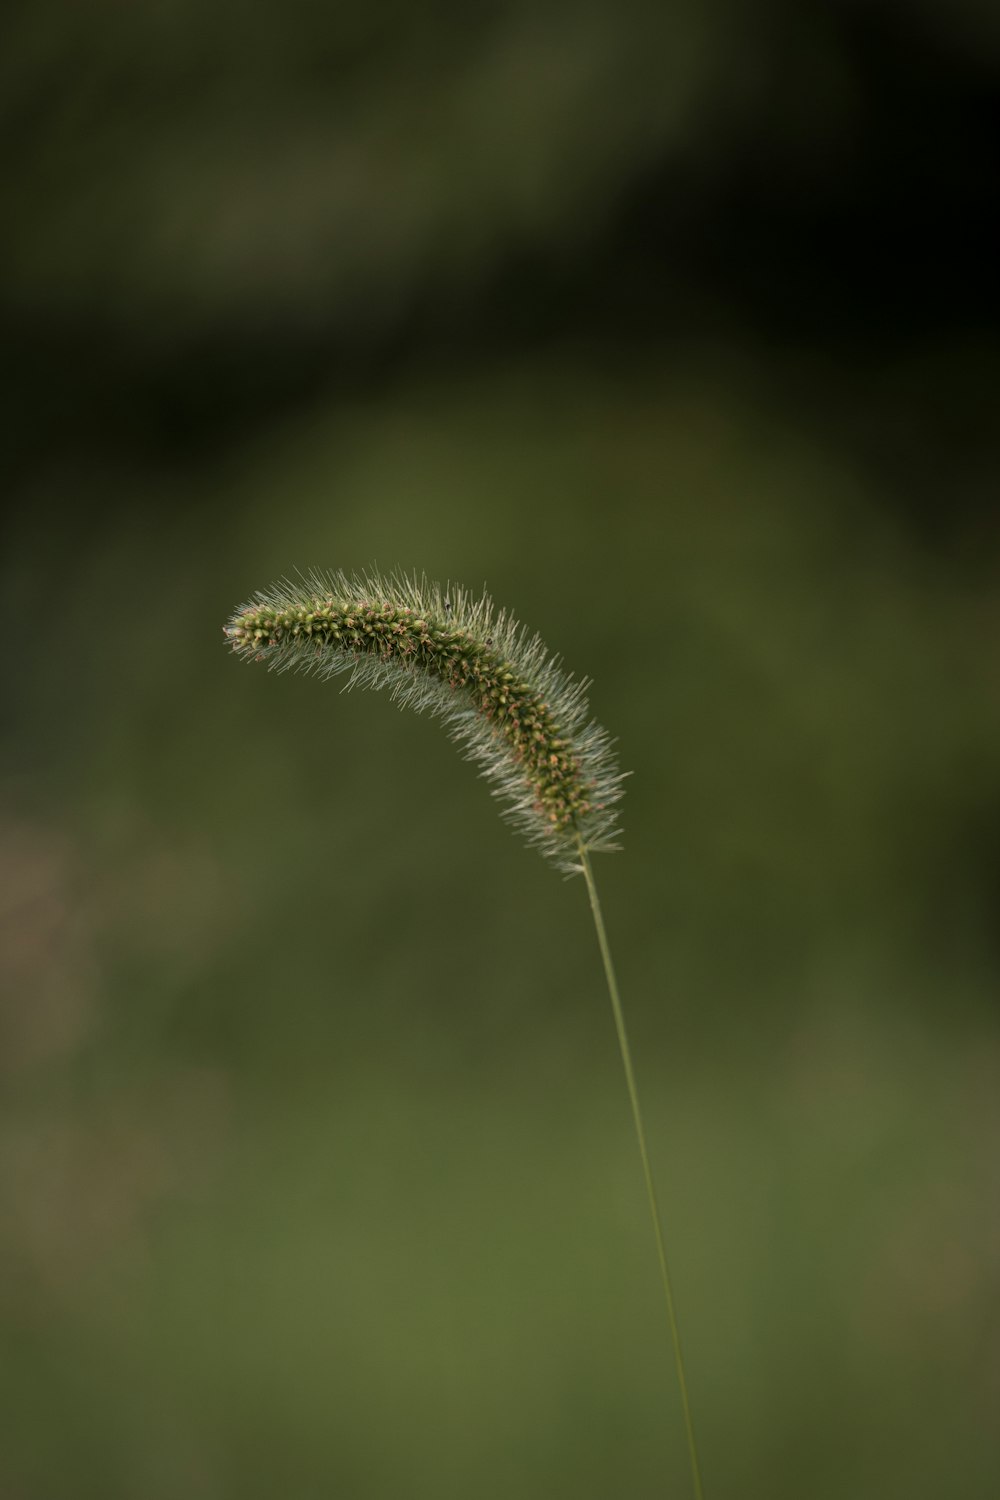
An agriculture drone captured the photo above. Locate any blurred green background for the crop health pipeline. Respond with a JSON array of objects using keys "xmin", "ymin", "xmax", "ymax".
[{"xmin": 2, "ymin": 2, "xmax": 999, "ymax": 1496}]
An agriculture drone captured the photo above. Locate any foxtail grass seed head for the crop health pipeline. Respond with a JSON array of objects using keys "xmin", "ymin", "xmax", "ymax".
[{"xmin": 225, "ymin": 571, "xmax": 625, "ymax": 873}]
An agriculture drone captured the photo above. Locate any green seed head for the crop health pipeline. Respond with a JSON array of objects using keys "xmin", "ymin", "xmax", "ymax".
[{"xmin": 224, "ymin": 570, "xmax": 625, "ymax": 873}]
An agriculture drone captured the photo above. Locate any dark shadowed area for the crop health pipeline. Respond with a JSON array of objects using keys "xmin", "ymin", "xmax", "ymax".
[{"xmin": 2, "ymin": 2, "xmax": 998, "ymax": 1496}]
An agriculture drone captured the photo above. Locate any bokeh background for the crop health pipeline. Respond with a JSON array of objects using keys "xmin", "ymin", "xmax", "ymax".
[{"xmin": 2, "ymin": 2, "xmax": 999, "ymax": 1496}]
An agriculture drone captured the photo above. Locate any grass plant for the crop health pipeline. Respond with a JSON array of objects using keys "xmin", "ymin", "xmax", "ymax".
[{"xmin": 225, "ymin": 569, "xmax": 704, "ymax": 1497}]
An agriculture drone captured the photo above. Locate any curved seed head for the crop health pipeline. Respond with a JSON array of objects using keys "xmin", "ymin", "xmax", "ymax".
[{"xmin": 224, "ymin": 570, "xmax": 626, "ymax": 874}]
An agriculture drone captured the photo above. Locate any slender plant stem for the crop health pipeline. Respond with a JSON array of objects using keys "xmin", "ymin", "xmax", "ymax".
[{"xmin": 577, "ymin": 838, "xmax": 705, "ymax": 1500}]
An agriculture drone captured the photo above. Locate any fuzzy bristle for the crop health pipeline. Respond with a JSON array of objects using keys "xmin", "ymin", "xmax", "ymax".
[{"xmin": 225, "ymin": 570, "xmax": 625, "ymax": 872}]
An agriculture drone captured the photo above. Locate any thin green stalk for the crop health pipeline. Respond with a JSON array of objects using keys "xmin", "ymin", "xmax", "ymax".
[{"xmin": 577, "ymin": 837, "xmax": 705, "ymax": 1500}]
